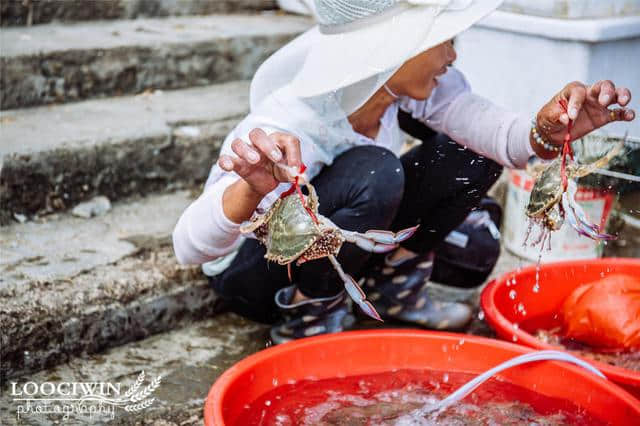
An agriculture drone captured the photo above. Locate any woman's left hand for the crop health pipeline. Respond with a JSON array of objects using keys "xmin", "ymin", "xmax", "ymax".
[{"xmin": 534, "ymin": 80, "xmax": 635, "ymax": 155}]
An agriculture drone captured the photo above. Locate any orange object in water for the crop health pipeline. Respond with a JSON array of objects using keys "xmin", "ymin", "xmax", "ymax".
[
  {"xmin": 562, "ymin": 274, "xmax": 640, "ymax": 350},
  {"xmin": 480, "ymin": 258, "xmax": 640, "ymax": 397}
]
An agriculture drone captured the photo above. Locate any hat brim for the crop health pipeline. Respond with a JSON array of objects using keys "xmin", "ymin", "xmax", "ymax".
[{"xmin": 287, "ymin": 0, "xmax": 503, "ymax": 98}]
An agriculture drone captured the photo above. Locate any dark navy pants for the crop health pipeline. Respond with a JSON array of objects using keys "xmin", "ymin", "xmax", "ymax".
[{"xmin": 211, "ymin": 111, "xmax": 502, "ymax": 323}]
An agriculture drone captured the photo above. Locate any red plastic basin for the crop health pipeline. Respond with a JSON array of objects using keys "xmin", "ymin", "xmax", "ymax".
[
  {"xmin": 204, "ymin": 330, "xmax": 640, "ymax": 425},
  {"xmin": 481, "ymin": 257, "xmax": 640, "ymax": 398}
]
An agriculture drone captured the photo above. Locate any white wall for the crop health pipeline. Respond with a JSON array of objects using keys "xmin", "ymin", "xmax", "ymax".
[
  {"xmin": 501, "ymin": 0, "xmax": 640, "ymax": 18},
  {"xmin": 455, "ymin": 11, "xmax": 640, "ymax": 137}
]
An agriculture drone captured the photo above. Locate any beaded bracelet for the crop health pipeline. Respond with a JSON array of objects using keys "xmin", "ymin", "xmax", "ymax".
[{"xmin": 531, "ymin": 119, "xmax": 561, "ymax": 153}]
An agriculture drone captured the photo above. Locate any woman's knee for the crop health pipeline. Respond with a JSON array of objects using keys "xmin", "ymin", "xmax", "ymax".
[
  {"xmin": 340, "ymin": 145, "xmax": 405, "ymax": 208},
  {"xmin": 468, "ymin": 154, "xmax": 503, "ymax": 192},
  {"xmin": 421, "ymin": 133, "xmax": 503, "ymax": 191}
]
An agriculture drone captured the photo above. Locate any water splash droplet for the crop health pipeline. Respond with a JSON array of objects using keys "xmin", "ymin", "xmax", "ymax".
[{"xmin": 509, "ymin": 289, "xmax": 517, "ymax": 299}]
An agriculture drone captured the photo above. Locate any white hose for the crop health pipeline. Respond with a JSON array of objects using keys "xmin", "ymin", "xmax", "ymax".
[{"xmin": 416, "ymin": 350, "xmax": 605, "ymax": 416}]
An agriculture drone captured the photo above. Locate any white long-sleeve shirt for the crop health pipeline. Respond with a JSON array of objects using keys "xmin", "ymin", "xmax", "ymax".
[{"xmin": 172, "ymin": 68, "xmax": 535, "ymax": 265}]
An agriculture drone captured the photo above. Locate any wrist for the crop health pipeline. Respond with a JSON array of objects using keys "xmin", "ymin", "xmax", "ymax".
[
  {"xmin": 236, "ymin": 180, "xmax": 270, "ymax": 210},
  {"xmin": 530, "ymin": 118, "xmax": 561, "ymax": 160},
  {"xmin": 222, "ymin": 180, "xmax": 265, "ymax": 223}
]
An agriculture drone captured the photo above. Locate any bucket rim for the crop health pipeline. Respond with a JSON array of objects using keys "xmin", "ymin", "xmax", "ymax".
[
  {"xmin": 480, "ymin": 257, "xmax": 640, "ymax": 387},
  {"xmin": 204, "ymin": 328, "xmax": 640, "ymax": 425}
]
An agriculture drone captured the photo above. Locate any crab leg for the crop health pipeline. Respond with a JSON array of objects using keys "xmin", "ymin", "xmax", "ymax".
[
  {"xmin": 341, "ymin": 225, "xmax": 420, "ymax": 253},
  {"xmin": 327, "ymin": 255, "xmax": 382, "ymax": 322},
  {"xmin": 572, "ymin": 141, "xmax": 625, "ymax": 178},
  {"xmin": 530, "ymin": 225, "xmax": 549, "ymax": 248}
]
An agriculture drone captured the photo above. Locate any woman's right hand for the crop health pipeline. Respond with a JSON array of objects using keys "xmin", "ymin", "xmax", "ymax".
[{"xmin": 218, "ymin": 128, "xmax": 302, "ymax": 197}]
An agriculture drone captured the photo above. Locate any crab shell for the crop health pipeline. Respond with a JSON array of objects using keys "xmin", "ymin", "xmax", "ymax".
[
  {"xmin": 526, "ymin": 141, "xmax": 624, "ymax": 220},
  {"xmin": 241, "ymin": 187, "xmax": 345, "ymax": 265},
  {"xmin": 526, "ymin": 159, "xmax": 567, "ymax": 219}
]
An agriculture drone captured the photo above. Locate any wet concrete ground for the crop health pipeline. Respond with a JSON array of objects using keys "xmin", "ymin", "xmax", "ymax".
[
  {"xmin": 0, "ymin": 314, "xmax": 269, "ymax": 425},
  {"xmin": 0, "ymin": 250, "xmax": 527, "ymax": 425}
]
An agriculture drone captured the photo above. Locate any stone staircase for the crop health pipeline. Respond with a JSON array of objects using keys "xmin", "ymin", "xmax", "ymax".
[
  {"xmin": 0, "ymin": 1, "xmax": 311, "ymax": 422},
  {"xmin": 0, "ymin": 13, "xmax": 308, "ymax": 109},
  {"xmin": 1, "ymin": 80, "xmax": 250, "ymax": 222},
  {"xmin": 1, "ymin": 0, "xmax": 278, "ymax": 26}
]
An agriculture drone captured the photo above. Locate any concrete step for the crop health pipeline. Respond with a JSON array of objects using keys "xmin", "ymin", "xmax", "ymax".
[
  {"xmin": 0, "ymin": 190, "xmax": 226, "ymax": 381},
  {"xmin": 1, "ymin": 0, "xmax": 278, "ymax": 26},
  {"xmin": 0, "ymin": 314, "xmax": 268, "ymax": 425},
  {"xmin": 0, "ymin": 80, "xmax": 249, "ymax": 224},
  {"xmin": 0, "ymin": 13, "xmax": 311, "ymax": 109}
]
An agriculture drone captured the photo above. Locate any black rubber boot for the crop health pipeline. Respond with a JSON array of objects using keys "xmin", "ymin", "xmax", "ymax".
[
  {"xmin": 364, "ymin": 252, "xmax": 472, "ymax": 330},
  {"xmin": 269, "ymin": 285, "xmax": 356, "ymax": 345},
  {"xmin": 431, "ymin": 197, "xmax": 503, "ymax": 288}
]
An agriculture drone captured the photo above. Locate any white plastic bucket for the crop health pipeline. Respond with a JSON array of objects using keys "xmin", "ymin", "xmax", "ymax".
[{"xmin": 503, "ymin": 170, "xmax": 615, "ymax": 261}]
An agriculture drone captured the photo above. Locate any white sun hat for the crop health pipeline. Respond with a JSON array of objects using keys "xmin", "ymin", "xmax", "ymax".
[
  {"xmin": 282, "ymin": 0, "xmax": 503, "ymax": 99},
  {"xmin": 226, "ymin": 0, "xmax": 505, "ymax": 188}
]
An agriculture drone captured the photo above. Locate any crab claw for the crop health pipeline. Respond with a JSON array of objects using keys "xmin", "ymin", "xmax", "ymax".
[
  {"xmin": 562, "ymin": 191, "xmax": 616, "ymax": 241},
  {"xmin": 395, "ymin": 225, "xmax": 420, "ymax": 241},
  {"xmin": 563, "ymin": 202, "xmax": 595, "ymax": 239},
  {"xmin": 343, "ymin": 225, "xmax": 420, "ymax": 253},
  {"xmin": 327, "ymin": 255, "xmax": 383, "ymax": 321},
  {"xmin": 564, "ymin": 182, "xmax": 600, "ymax": 233}
]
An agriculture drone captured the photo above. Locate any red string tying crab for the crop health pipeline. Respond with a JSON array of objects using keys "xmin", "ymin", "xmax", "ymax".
[{"xmin": 558, "ymin": 99, "xmax": 575, "ymax": 191}]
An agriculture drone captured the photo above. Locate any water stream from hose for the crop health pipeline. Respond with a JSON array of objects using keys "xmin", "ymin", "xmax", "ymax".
[{"xmin": 404, "ymin": 350, "xmax": 605, "ymax": 419}]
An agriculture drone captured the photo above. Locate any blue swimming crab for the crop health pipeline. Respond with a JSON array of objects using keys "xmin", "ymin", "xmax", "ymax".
[
  {"xmin": 241, "ymin": 178, "xmax": 418, "ymax": 321},
  {"xmin": 525, "ymin": 142, "xmax": 623, "ymax": 246}
]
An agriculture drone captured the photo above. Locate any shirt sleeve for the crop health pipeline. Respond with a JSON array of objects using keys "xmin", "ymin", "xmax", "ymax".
[
  {"xmin": 172, "ymin": 174, "xmax": 243, "ymax": 265},
  {"xmin": 399, "ymin": 68, "xmax": 534, "ymax": 169},
  {"xmin": 172, "ymin": 118, "xmax": 328, "ymax": 265}
]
